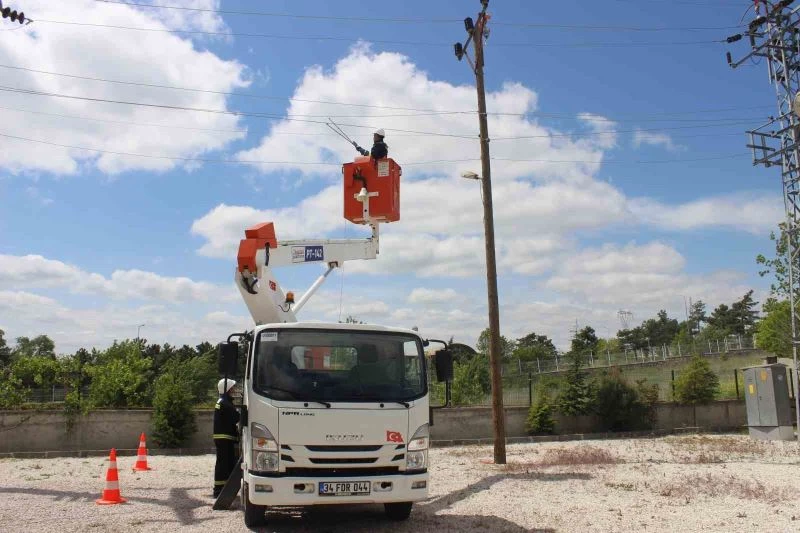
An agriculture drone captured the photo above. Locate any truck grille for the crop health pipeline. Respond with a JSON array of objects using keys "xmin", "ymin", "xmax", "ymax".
[
  {"xmin": 284, "ymin": 466, "xmax": 400, "ymax": 477},
  {"xmin": 309, "ymin": 457, "xmax": 377, "ymax": 464},
  {"xmin": 305, "ymin": 445, "xmax": 383, "ymax": 452}
]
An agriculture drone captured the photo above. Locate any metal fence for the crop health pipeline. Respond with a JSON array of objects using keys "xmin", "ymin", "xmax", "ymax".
[
  {"xmin": 430, "ymin": 349, "xmax": 792, "ymax": 408},
  {"xmin": 500, "ymin": 335, "xmax": 756, "ymax": 377}
]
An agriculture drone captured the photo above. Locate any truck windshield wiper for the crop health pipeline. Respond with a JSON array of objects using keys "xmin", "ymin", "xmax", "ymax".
[
  {"xmin": 352, "ymin": 395, "xmax": 410, "ymax": 408},
  {"xmin": 304, "ymin": 400, "xmax": 332, "ymax": 408}
]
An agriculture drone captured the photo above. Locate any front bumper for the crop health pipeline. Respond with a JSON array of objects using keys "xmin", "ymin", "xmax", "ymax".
[{"xmin": 244, "ymin": 470, "xmax": 429, "ymax": 506}]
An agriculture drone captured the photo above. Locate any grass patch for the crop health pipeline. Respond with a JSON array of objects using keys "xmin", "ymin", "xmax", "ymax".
[
  {"xmin": 657, "ymin": 473, "xmax": 791, "ymax": 503},
  {"xmin": 506, "ymin": 446, "xmax": 622, "ymax": 471}
]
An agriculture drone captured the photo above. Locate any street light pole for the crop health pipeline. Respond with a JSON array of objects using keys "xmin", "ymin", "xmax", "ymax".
[
  {"xmin": 136, "ymin": 324, "xmax": 145, "ymax": 346},
  {"xmin": 455, "ymin": 0, "xmax": 506, "ymax": 465}
]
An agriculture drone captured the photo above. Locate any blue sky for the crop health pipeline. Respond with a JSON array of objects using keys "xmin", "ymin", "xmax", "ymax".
[{"xmin": 0, "ymin": 0, "xmax": 785, "ymax": 353}]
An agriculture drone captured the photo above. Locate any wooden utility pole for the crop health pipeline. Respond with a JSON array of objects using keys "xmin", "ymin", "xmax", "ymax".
[{"xmin": 455, "ymin": 0, "xmax": 506, "ymax": 464}]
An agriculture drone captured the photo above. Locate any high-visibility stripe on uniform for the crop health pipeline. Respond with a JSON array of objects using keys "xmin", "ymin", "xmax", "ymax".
[
  {"xmin": 214, "ymin": 480, "xmax": 226, "ymax": 486},
  {"xmin": 213, "ymin": 434, "xmax": 238, "ymax": 441}
]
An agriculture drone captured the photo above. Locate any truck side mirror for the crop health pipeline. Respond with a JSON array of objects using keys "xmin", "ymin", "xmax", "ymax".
[
  {"xmin": 218, "ymin": 342, "xmax": 239, "ymax": 376},
  {"xmin": 433, "ymin": 348, "xmax": 453, "ymax": 383}
]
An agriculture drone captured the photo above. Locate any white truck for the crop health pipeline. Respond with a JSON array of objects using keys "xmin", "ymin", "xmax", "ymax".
[{"xmin": 214, "ymin": 164, "xmax": 453, "ymax": 527}]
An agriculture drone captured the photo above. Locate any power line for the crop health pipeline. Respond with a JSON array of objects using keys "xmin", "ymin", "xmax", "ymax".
[
  {"xmin": 0, "ymin": 64, "xmax": 774, "ymax": 121},
  {"xmin": 0, "ymin": 85, "xmax": 478, "ymax": 138},
  {"xmin": 0, "ymin": 102, "xmax": 753, "ymax": 141},
  {"xmin": 0, "ymin": 130, "xmax": 748, "ymax": 166},
  {"xmin": 92, "ymin": 1, "xmax": 745, "ymax": 32},
  {"xmin": 30, "ymin": 19, "xmax": 727, "ymax": 48}
]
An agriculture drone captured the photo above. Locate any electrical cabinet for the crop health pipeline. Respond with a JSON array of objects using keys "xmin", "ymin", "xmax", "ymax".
[{"xmin": 743, "ymin": 364, "xmax": 794, "ymax": 441}]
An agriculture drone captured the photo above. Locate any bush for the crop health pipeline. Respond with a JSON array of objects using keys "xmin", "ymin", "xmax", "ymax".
[
  {"xmin": 152, "ymin": 370, "xmax": 197, "ymax": 448},
  {"xmin": 0, "ymin": 369, "xmax": 28, "ymax": 408},
  {"xmin": 86, "ymin": 341, "xmax": 152, "ymax": 408},
  {"xmin": 594, "ymin": 371, "xmax": 655, "ymax": 431},
  {"xmin": 526, "ymin": 391, "xmax": 555, "ymax": 435},
  {"xmin": 674, "ymin": 356, "xmax": 719, "ymax": 405},
  {"xmin": 557, "ymin": 352, "xmax": 594, "ymax": 416},
  {"xmin": 450, "ymin": 359, "xmax": 485, "ymax": 405}
]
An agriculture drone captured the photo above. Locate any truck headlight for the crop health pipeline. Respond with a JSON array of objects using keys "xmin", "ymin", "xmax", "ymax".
[
  {"xmin": 406, "ymin": 423, "xmax": 429, "ymax": 471},
  {"xmin": 251, "ymin": 423, "xmax": 279, "ymax": 472}
]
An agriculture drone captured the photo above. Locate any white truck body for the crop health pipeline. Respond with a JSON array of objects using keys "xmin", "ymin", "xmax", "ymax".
[{"xmin": 240, "ymin": 322, "xmax": 430, "ymax": 509}]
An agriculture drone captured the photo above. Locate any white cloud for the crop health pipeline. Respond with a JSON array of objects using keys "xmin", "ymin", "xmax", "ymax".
[
  {"xmin": 0, "ymin": 0, "xmax": 248, "ymax": 176},
  {"xmin": 0, "ymin": 290, "xmax": 251, "ymax": 353},
  {"xmin": 0, "ymin": 254, "xmax": 236, "ymax": 303},
  {"xmin": 630, "ymin": 192, "xmax": 783, "ymax": 234},
  {"xmin": 544, "ymin": 242, "xmax": 752, "ymax": 310},
  {"xmin": 632, "ymin": 129, "xmax": 682, "ymax": 152},
  {"xmin": 407, "ymin": 288, "xmax": 460, "ymax": 305},
  {"xmin": 234, "ymin": 44, "xmax": 613, "ymax": 183}
]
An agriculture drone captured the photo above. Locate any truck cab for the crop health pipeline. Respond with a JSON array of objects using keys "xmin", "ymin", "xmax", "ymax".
[{"xmin": 225, "ymin": 322, "xmax": 433, "ymax": 526}]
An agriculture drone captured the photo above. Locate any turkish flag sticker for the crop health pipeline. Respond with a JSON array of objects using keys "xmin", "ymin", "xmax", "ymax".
[
  {"xmin": 268, "ymin": 280, "xmax": 276, "ymax": 291},
  {"xmin": 386, "ymin": 431, "xmax": 403, "ymax": 443}
]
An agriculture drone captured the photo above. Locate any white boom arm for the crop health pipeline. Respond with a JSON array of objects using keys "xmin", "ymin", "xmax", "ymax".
[{"xmin": 235, "ymin": 189, "xmax": 380, "ymax": 325}]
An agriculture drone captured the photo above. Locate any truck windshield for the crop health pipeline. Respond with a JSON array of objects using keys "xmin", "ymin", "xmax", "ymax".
[{"xmin": 252, "ymin": 329, "xmax": 426, "ymax": 403}]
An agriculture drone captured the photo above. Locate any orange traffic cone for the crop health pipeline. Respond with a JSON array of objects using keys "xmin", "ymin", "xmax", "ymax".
[
  {"xmin": 132, "ymin": 432, "xmax": 152, "ymax": 472},
  {"xmin": 96, "ymin": 448, "xmax": 127, "ymax": 505}
]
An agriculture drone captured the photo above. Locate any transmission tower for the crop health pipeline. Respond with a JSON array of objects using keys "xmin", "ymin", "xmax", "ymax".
[
  {"xmin": 617, "ymin": 310, "xmax": 633, "ymax": 330},
  {"xmin": 725, "ymin": 0, "xmax": 800, "ymax": 440}
]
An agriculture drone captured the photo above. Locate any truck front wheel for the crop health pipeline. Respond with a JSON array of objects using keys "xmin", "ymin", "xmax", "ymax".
[
  {"xmin": 242, "ymin": 482, "xmax": 267, "ymax": 527},
  {"xmin": 384, "ymin": 501, "xmax": 413, "ymax": 521}
]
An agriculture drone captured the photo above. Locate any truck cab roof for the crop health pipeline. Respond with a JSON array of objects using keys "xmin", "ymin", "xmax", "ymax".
[{"xmin": 252, "ymin": 321, "xmax": 422, "ymax": 337}]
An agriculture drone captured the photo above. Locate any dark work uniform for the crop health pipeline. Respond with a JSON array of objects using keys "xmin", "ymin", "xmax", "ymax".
[
  {"xmin": 213, "ymin": 393, "xmax": 240, "ymax": 497},
  {"xmin": 370, "ymin": 140, "xmax": 388, "ymax": 159}
]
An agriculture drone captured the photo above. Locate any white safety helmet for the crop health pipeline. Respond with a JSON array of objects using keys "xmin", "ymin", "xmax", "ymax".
[
  {"xmin": 217, "ymin": 378, "xmax": 236, "ymax": 395},
  {"xmin": 374, "ymin": 128, "xmax": 385, "ymax": 137}
]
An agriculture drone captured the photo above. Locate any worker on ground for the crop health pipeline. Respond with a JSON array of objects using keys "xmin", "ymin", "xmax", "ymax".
[
  {"xmin": 355, "ymin": 128, "xmax": 388, "ymax": 159},
  {"xmin": 213, "ymin": 378, "xmax": 239, "ymax": 498}
]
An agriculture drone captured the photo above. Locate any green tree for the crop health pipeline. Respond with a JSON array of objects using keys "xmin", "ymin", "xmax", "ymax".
[
  {"xmin": 594, "ymin": 370, "xmax": 654, "ymax": 431},
  {"xmin": 705, "ymin": 304, "xmax": 739, "ymax": 338},
  {"xmin": 557, "ymin": 352, "xmax": 594, "ymax": 416},
  {"xmin": 0, "ymin": 368, "xmax": 28, "ymax": 408},
  {"xmin": 730, "ymin": 290, "xmax": 759, "ymax": 335},
  {"xmin": 641, "ymin": 310, "xmax": 680, "ymax": 347},
  {"xmin": 475, "ymin": 328, "xmax": 515, "ymax": 361},
  {"xmin": 754, "ymin": 298, "xmax": 791, "ymax": 358},
  {"xmin": 756, "ymin": 222, "xmax": 798, "ymax": 299},
  {"xmin": 0, "ymin": 329, "xmax": 11, "ymax": 367},
  {"xmin": 11, "ymin": 355, "xmax": 61, "ymax": 389},
  {"xmin": 12, "ymin": 335, "xmax": 56, "ymax": 359},
  {"xmin": 513, "ymin": 332, "xmax": 557, "ymax": 361},
  {"xmin": 674, "ymin": 356, "xmax": 719, "ymax": 405},
  {"xmin": 152, "ymin": 367, "xmax": 197, "ymax": 448},
  {"xmin": 86, "ymin": 340, "xmax": 153, "ymax": 408},
  {"xmin": 688, "ymin": 300, "xmax": 707, "ymax": 335},
  {"xmin": 571, "ymin": 326, "xmax": 598, "ymax": 355},
  {"xmin": 450, "ymin": 357, "xmax": 488, "ymax": 405},
  {"xmin": 525, "ymin": 390, "xmax": 555, "ymax": 435}
]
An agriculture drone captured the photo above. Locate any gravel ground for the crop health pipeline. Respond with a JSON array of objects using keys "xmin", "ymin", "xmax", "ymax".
[{"xmin": 1, "ymin": 435, "xmax": 799, "ymax": 532}]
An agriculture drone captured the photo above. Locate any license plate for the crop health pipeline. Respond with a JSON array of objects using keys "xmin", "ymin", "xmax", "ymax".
[{"xmin": 318, "ymin": 481, "xmax": 371, "ymax": 496}]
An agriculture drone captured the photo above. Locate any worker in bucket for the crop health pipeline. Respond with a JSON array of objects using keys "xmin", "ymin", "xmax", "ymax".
[
  {"xmin": 213, "ymin": 378, "xmax": 240, "ymax": 498},
  {"xmin": 355, "ymin": 128, "xmax": 388, "ymax": 159}
]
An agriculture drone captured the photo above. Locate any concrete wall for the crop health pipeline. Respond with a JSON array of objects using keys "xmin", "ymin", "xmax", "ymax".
[{"xmin": 0, "ymin": 400, "xmax": 748, "ymax": 454}]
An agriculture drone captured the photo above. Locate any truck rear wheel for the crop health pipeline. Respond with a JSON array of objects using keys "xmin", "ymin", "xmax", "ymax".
[
  {"xmin": 242, "ymin": 481, "xmax": 267, "ymax": 527},
  {"xmin": 384, "ymin": 501, "xmax": 413, "ymax": 521}
]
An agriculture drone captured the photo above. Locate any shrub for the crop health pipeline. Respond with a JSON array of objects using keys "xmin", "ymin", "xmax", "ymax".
[
  {"xmin": 674, "ymin": 356, "xmax": 719, "ymax": 405},
  {"xmin": 152, "ymin": 370, "xmax": 197, "ymax": 448},
  {"xmin": 450, "ymin": 358, "xmax": 486, "ymax": 405},
  {"xmin": 86, "ymin": 341, "xmax": 152, "ymax": 408},
  {"xmin": 526, "ymin": 391, "xmax": 555, "ymax": 435},
  {"xmin": 0, "ymin": 369, "xmax": 28, "ymax": 408},
  {"xmin": 557, "ymin": 352, "xmax": 594, "ymax": 416},
  {"xmin": 594, "ymin": 370, "xmax": 655, "ymax": 431}
]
